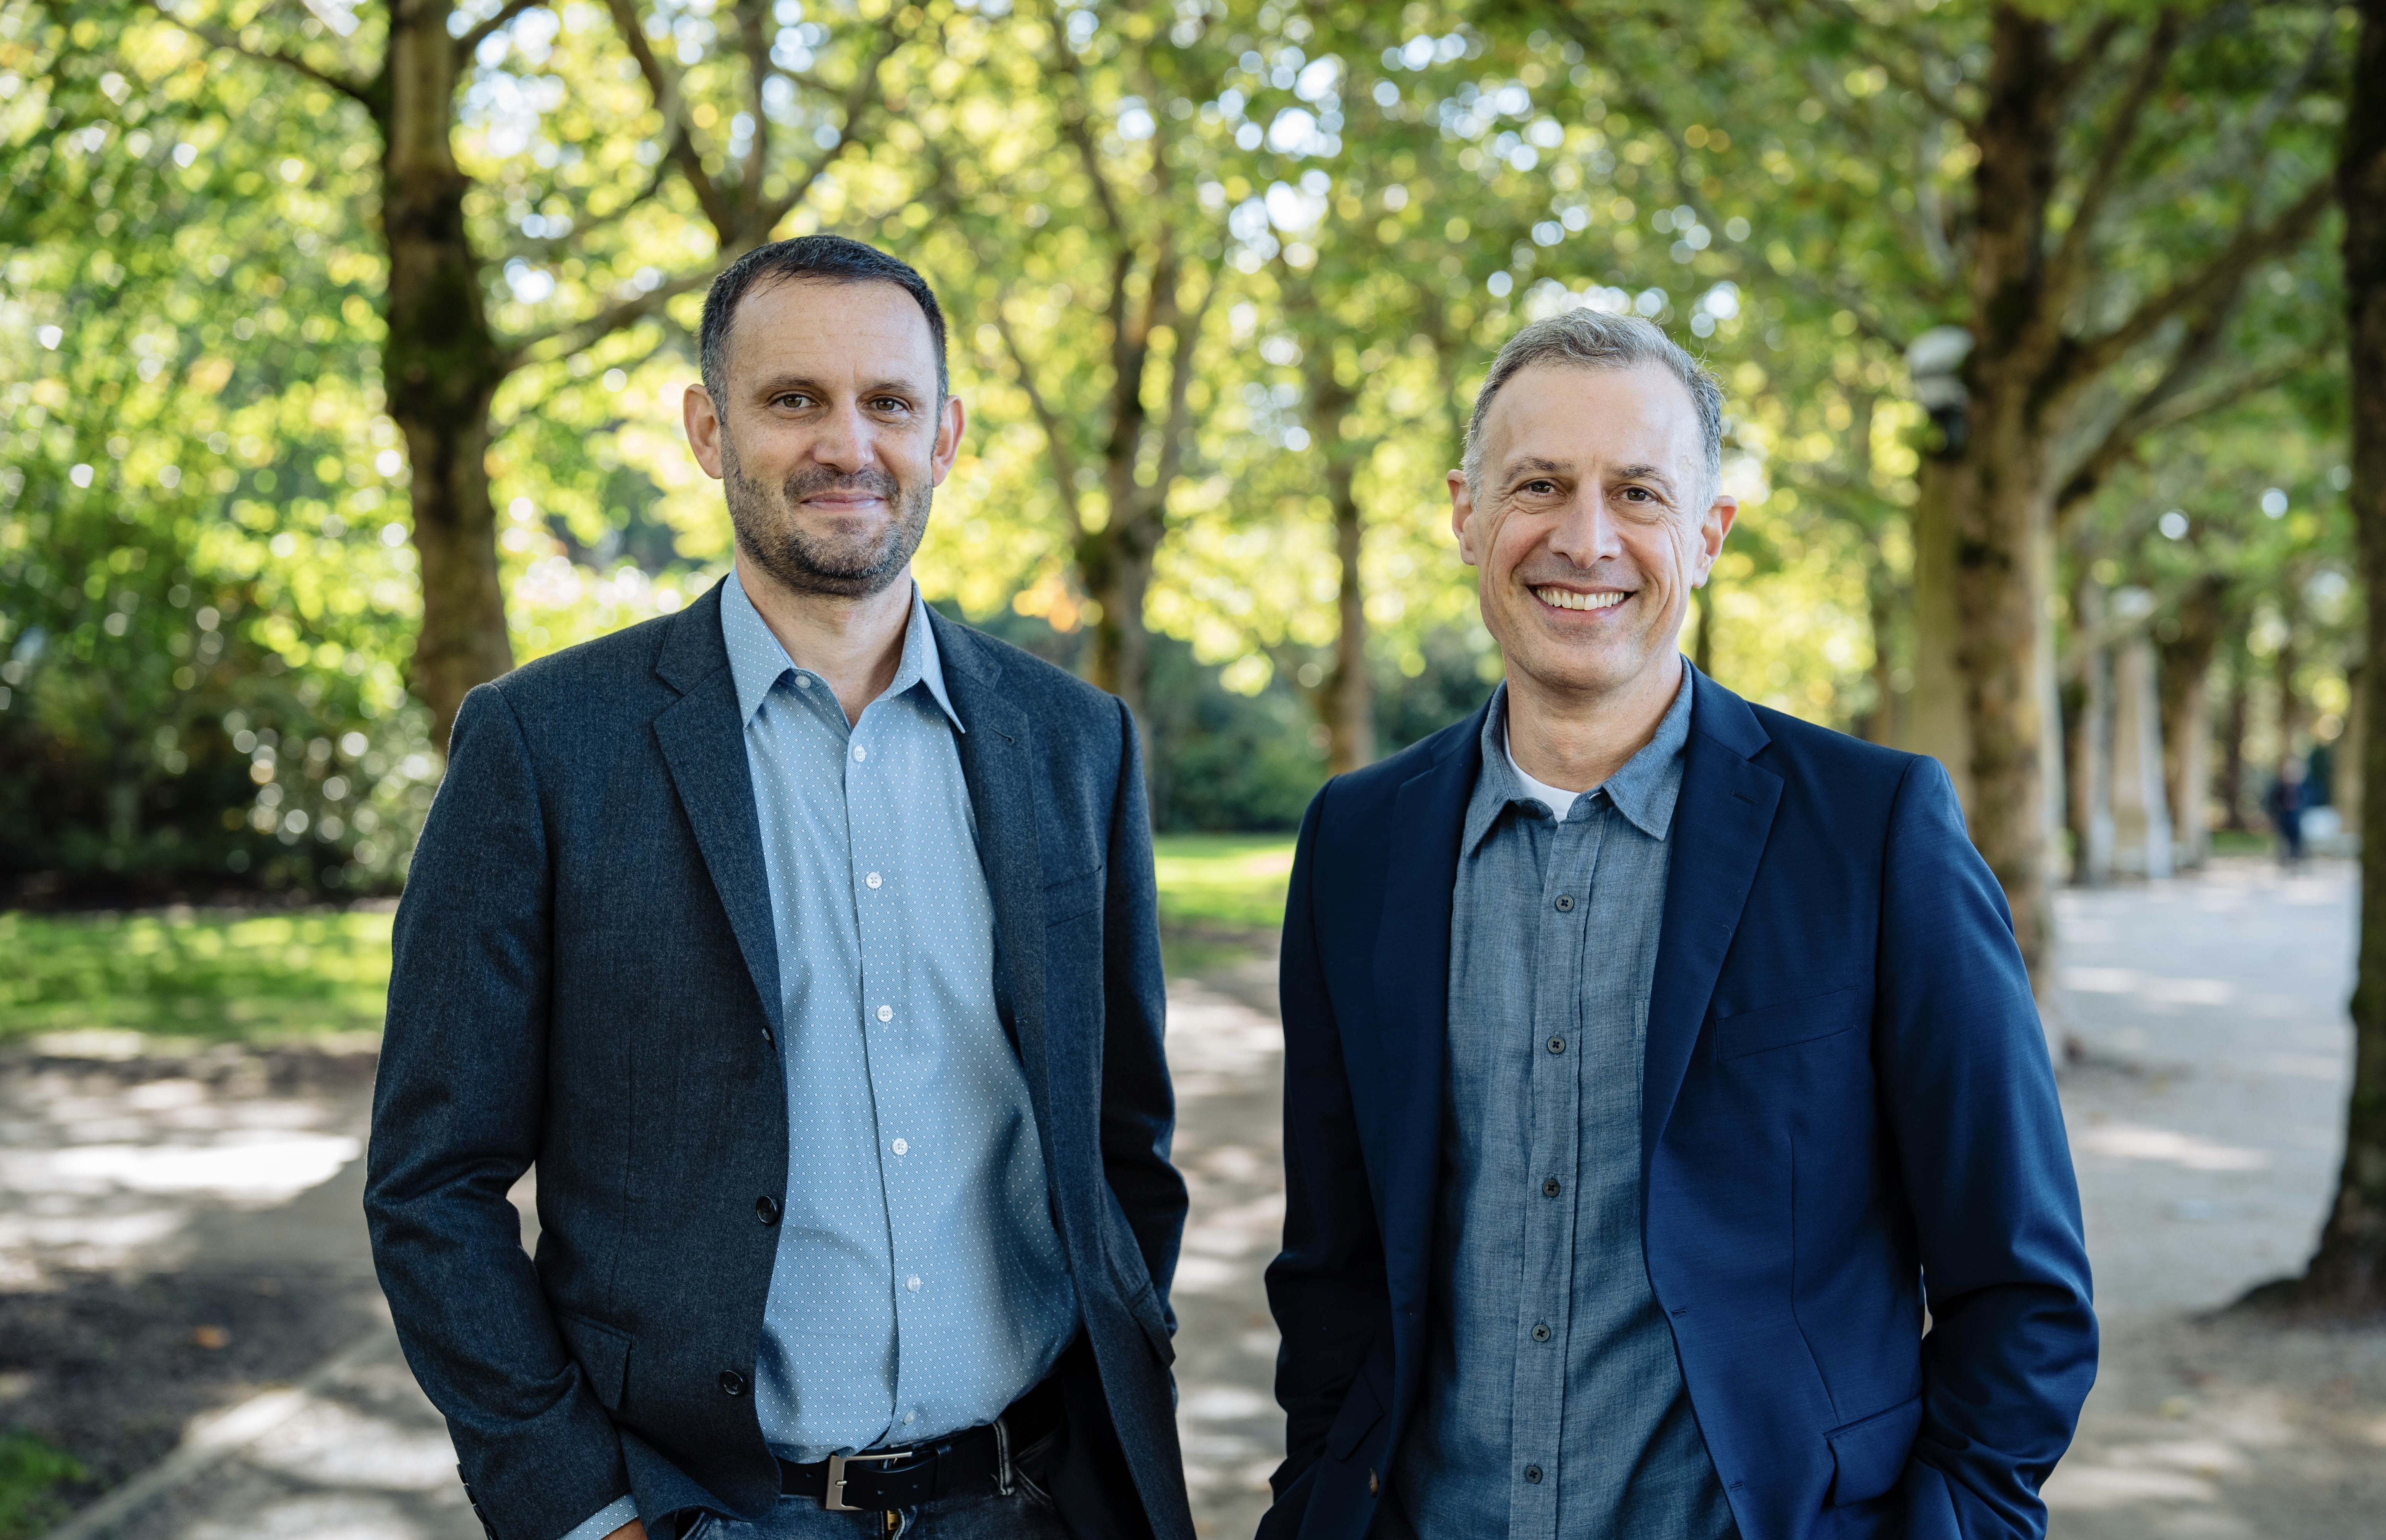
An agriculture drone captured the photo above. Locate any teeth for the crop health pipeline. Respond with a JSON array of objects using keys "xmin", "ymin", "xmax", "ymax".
[{"xmin": 1535, "ymin": 587, "xmax": 1626, "ymax": 612}]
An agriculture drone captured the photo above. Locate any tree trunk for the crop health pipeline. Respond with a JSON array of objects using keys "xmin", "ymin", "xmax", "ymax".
[
  {"xmin": 1322, "ymin": 452, "xmax": 1374, "ymax": 774},
  {"xmin": 1078, "ymin": 528, "xmax": 1153, "ymax": 726},
  {"xmin": 2274, "ymin": 581, "xmax": 2306, "ymax": 776},
  {"xmin": 383, "ymin": 0, "xmax": 513, "ymax": 750},
  {"xmin": 2220, "ymin": 644, "xmax": 2252, "ymax": 831},
  {"xmin": 1863, "ymin": 561, "xmax": 1897, "ymax": 746},
  {"xmin": 1693, "ymin": 575, "xmax": 1716, "ymax": 681},
  {"xmin": 1942, "ymin": 7, "xmax": 2070, "ymax": 987},
  {"xmin": 2068, "ymin": 578, "xmax": 2113, "ymax": 885},
  {"xmin": 1901, "ymin": 457, "xmax": 1973, "ymax": 805},
  {"xmin": 2288, "ymin": 0, "xmax": 2386, "ymax": 1313},
  {"xmin": 2158, "ymin": 578, "xmax": 2226, "ymax": 870}
]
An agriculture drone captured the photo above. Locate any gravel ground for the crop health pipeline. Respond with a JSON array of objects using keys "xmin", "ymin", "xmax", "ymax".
[{"xmin": 7, "ymin": 857, "xmax": 2382, "ymax": 1539}]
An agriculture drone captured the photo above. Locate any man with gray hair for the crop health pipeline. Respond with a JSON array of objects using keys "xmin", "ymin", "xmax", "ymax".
[{"xmin": 1259, "ymin": 310, "xmax": 2096, "ymax": 1540}]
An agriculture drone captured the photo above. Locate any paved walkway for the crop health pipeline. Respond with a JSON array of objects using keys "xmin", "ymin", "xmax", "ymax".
[{"xmin": 17, "ymin": 860, "xmax": 2382, "ymax": 1538}]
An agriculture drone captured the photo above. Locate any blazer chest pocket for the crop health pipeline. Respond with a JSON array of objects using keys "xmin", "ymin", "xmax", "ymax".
[
  {"xmin": 1044, "ymin": 862, "xmax": 1105, "ymax": 927},
  {"xmin": 1713, "ymin": 986, "xmax": 1865, "ymax": 1062}
]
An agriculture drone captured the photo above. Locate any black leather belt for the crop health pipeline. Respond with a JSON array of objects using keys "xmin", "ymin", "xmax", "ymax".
[{"xmin": 776, "ymin": 1376, "xmax": 1063, "ymax": 1513}]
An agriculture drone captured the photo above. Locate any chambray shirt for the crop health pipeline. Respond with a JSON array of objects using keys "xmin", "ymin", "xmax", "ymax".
[
  {"xmin": 567, "ymin": 573, "xmax": 1078, "ymax": 1540},
  {"xmin": 1389, "ymin": 672, "xmax": 1736, "ymax": 1540}
]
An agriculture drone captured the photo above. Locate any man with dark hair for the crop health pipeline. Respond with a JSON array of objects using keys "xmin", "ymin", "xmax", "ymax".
[
  {"xmin": 367, "ymin": 234, "xmax": 1195, "ymax": 1540},
  {"xmin": 1260, "ymin": 310, "xmax": 2095, "ymax": 1540}
]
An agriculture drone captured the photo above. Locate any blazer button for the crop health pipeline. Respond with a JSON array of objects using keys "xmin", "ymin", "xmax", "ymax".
[
  {"xmin": 1367, "ymin": 1468, "xmax": 1380, "ymax": 1495},
  {"xmin": 719, "ymin": 1369, "xmax": 747, "ymax": 1396},
  {"xmin": 757, "ymin": 1195, "xmax": 781, "ymax": 1225}
]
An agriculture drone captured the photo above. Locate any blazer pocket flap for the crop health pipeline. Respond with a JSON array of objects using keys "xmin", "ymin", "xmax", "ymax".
[
  {"xmin": 1044, "ymin": 862, "xmax": 1105, "ymax": 927},
  {"xmin": 555, "ymin": 1310, "xmax": 632, "ymax": 1412},
  {"xmin": 1323, "ymin": 1368, "xmax": 1385, "ymax": 1461},
  {"xmin": 1715, "ymin": 986, "xmax": 1865, "ymax": 1061},
  {"xmin": 1826, "ymin": 1392, "xmax": 1923, "ymax": 1506}
]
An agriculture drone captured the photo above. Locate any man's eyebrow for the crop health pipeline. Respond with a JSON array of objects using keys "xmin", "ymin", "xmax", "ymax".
[
  {"xmin": 752, "ymin": 374, "xmax": 930, "ymax": 400},
  {"xmin": 1502, "ymin": 455, "xmax": 1572, "ymax": 477},
  {"xmin": 1609, "ymin": 462, "xmax": 1677, "ymax": 491}
]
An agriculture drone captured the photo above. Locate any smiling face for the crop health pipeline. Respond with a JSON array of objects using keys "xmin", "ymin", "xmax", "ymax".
[
  {"xmin": 682, "ymin": 276, "xmax": 961, "ymax": 600},
  {"xmin": 1451, "ymin": 361, "xmax": 1734, "ymax": 707}
]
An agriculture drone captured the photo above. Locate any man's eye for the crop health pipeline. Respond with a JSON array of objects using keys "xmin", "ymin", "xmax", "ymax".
[
  {"xmin": 1522, "ymin": 480, "xmax": 1557, "ymax": 494},
  {"xmin": 1620, "ymin": 486, "xmax": 1653, "ymax": 501},
  {"xmin": 871, "ymin": 397, "xmax": 909, "ymax": 413},
  {"xmin": 773, "ymin": 394, "xmax": 812, "ymax": 409}
]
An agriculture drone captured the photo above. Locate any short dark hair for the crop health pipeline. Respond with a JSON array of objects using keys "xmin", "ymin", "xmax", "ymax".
[{"xmin": 697, "ymin": 235, "xmax": 949, "ymax": 407}]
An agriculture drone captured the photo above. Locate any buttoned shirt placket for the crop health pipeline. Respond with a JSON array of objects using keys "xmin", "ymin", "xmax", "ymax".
[{"xmin": 1506, "ymin": 790, "xmax": 1611, "ymax": 1537}]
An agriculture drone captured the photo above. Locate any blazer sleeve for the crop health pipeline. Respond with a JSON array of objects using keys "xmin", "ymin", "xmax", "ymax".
[
  {"xmin": 1874, "ymin": 755, "xmax": 2098, "ymax": 1538},
  {"xmin": 364, "ymin": 684, "xmax": 631, "ymax": 1540},
  {"xmin": 1098, "ymin": 696, "xmax": 1189, "ymax": 1319},
  {"xmin": 1260, "ymin": 784, "xmax": 1391, "ymax": 1536}
]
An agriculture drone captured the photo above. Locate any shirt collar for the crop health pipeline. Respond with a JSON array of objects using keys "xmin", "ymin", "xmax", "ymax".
[
  {"xmin": 719, "ymin": 568, "xmax": 964, "ymax": 732},
  {"xmin": 1463, "ymin": 666, "xmax": 1694, "ymax": 853}
]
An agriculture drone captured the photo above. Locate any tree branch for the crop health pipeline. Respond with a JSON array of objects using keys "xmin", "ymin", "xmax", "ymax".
[
  {"xmin": 987, "ymin": 299, "xmax": 1085, "ymax": 538},
  {"xmin": 754, "ymin": 26, "xmax": 904, "ymax": 233},
  {"xmin": 502, "ymin": 265, "xmax": 718, "ymax": 369},
  {"xmin": 737, "ymin": 0, "xmax": 769, "ymax": 223},
  {"xmin": 2048, "ymin": 10, "xmax": 2182, "ymax": 297},
  {"xmin": 2054, "ymin": 334, "xmax": 2324, "ymax": 527},
  {"xmin": 146, "ymin": 0, "xmax": 378, "ymax": 108},
  {"xmin": 600, "ymin": 0, "xmax": 735, "ymax": 234},
  {"xmin": 2062, "ymin": 174, "xmax": 2334, "ymax": 384},
  {"xmin": 452, "ymin": 0, "xmax": 548, "ymax": 68}
]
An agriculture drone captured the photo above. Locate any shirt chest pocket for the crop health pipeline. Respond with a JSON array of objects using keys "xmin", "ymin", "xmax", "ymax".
[
  {"xmin": 1711, "ymin": 985, "xmax": 1867, "ymax": 1062},
  {"xmin": 1044, "ymin": 861, "xmax": 1105, "ymax": 927}
]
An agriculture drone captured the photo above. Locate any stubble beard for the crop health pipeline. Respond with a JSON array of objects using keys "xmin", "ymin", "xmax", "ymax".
[{"xmin": 721, "ymin": 436, "xmax": 932, "ymax": 601}]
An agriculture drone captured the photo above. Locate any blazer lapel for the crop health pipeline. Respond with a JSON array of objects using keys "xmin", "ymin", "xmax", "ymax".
[
  {"xmin": 651, "ymin": 583, "xmax": 784, "ymax": 1043},
  {"xmin": 927, "ymin": 612, "xmax": 1056, "ymax": 1138},
  {"xmin": 1371, "ymin": 703, "xmax": 1487, "ymax": 1339},
  {"xmin": 1643, "ymin": 670, "xmax": 1782, "ymax": 1173}
]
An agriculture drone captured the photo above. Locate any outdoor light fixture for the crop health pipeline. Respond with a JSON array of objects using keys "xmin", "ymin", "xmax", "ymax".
[{"xmin": 1905, "ymin": 324, "xmax": 1974, "ymax": 457}]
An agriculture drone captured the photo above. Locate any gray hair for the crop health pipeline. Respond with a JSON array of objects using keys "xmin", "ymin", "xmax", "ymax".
[{"xmin": 1460, "ymin": 309, "xmax": 1725, "ymax": 504}]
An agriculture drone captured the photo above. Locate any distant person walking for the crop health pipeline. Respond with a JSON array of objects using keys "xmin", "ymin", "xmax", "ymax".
[
  {"xmin": 2266, "ymin": 757, "xmax": 2309, "ymax": 865},
  {"xmin": 366, "ymin": 237, "xmax": 1192, "ymax": 1540}
]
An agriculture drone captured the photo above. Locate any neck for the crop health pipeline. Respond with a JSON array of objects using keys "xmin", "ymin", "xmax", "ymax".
[
  {"xmin": 1504, "ymin": 652, "xmax": 1684, "ymax": 794},
  {"xmin": 735, "ymin": 553, "xmax": 915, "ymax": 726}
]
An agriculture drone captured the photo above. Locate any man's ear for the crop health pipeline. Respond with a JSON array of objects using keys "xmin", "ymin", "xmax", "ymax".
[
  {"xmin": 1449, "ymin": 470, "xmax": 1481, "ymax": 567},
  {"xmin": 684, "ymin": 384, "xmax": 726, "ymax": 481},
  {"xmin": 929, "ymin": 394, "xmax": 965, "ymax": 486},
  {"xmin": 1693, "ymin": 493, "xmax": 1737, "ymax": 586}
]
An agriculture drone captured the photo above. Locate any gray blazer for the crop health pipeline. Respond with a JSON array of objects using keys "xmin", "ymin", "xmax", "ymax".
[{"xmin": 365, "ymin": 581, "xmax": 1193, "ymax": 1540}]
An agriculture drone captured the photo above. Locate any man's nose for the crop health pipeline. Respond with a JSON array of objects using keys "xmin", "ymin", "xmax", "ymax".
[
  {"xmin": 1544, "ymin": 495, "xmax": 1624, "ymax": 566},
  {"xmin": 810, "ymin": 401, "xmax": 874, "ymax": 470}
]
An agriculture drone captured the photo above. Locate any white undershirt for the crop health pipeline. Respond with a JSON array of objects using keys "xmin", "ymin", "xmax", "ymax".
[{"xmin": 1503, "ymin": 707, "xmax": 1590, "ymax": 816}]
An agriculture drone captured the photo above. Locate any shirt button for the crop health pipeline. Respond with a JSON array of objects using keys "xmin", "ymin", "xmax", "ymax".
[
  {"xmin": 877, "ymin": 1004, "xmax": 894, "ymax": 1023},
  {"xmin": 1547, "ymin": 1036, "xmax": 1565, "ymax": 1055},
  {"xmin": 795, "ymin": 674, "xmax": 813, "ymax": 689},
  {"xmin": 906, "ymin": 1275, "xmax": 922, "ymax": 1293},
  {"xmin": 892, "ymin": 1138, "xmax": 909, "ymax": 1156},
  {"xmin": 902, "ymin": 1411, "xmax": 916, "ymax": 1425},
  {"xmin": 1543, "ymin": 1178, "xmax": 1561, "ymax": 1198},
  {"xmin": 756, "ymin": 1195, "xmax": 781, "ymax": 1225},
  {"xmin": 1524, "ymin": 1465, "xmax": 1543, "ymax": 1484},
  {"xmin": 852, "ymin": 744, "xmax": 867, "ymax": 762},
  {"xmin": 719, "ymin": 1370, "xmax": 747, "ymax": 1396},
  {"xmin": 1531, "ymin": 1323, "xmax": 1551, "ymax": 1342},
  {"xmin": 1554, "ymin": 894, "xmax": 1575, "ymax": 912},
  {"xmin": 866, "ymin": 872, "xmax": 882, "ymax": 889}
]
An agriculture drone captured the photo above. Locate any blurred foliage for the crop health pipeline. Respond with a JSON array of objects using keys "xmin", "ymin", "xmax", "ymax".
[
  {"xmin": 1152, "ymin": 831, "xmax": 1295, "ymax": 930},
  {"xmin": 0, "ymin": 908, "xmax": 395, "ymax": 1040},
  {"xmin": 0, "ymin": 0, "xmax": 2362, "ymax": 901},
  {"xmin": 0, "ymin": 1430, "xmax": 84, "ymax": 1540}
]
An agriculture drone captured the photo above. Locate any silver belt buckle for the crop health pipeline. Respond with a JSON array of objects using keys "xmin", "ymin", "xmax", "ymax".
[{"xmin": 824, "ymin": 1449, "xmax": 910, "ymax": 1512}]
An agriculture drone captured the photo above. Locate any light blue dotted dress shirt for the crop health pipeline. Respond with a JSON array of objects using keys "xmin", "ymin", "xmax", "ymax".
[{"xmin": 564, "ymin": 572, "xmax": 1079, "ymax": 1540}]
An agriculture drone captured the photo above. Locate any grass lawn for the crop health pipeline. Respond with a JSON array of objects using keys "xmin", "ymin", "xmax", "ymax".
[
  {"xmin": 0, "ymin": 908, "xmax": 395, "ymax": 1046},
  {"xmin": 0, "ymin": 840, "xmax": 1295, "ymax": 1046},
  {"xmin": 1151, "ymin": 834, "xmax": 1296, "ymax": 933}
]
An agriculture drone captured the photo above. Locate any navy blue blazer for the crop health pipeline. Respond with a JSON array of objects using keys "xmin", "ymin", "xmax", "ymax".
[
  {"xmin": 366, "ymin": 582, "xmax": 1193, "ymax": 1540},
  {"xmin": 1261, "ymin": 669, "xmax": 2095, "ymax": 1540}
]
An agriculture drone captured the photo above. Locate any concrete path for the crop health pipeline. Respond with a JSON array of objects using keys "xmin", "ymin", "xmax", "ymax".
[{"xmin": 21, "ymin": 859, "xmax": 2383, "ymax": 1539}]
